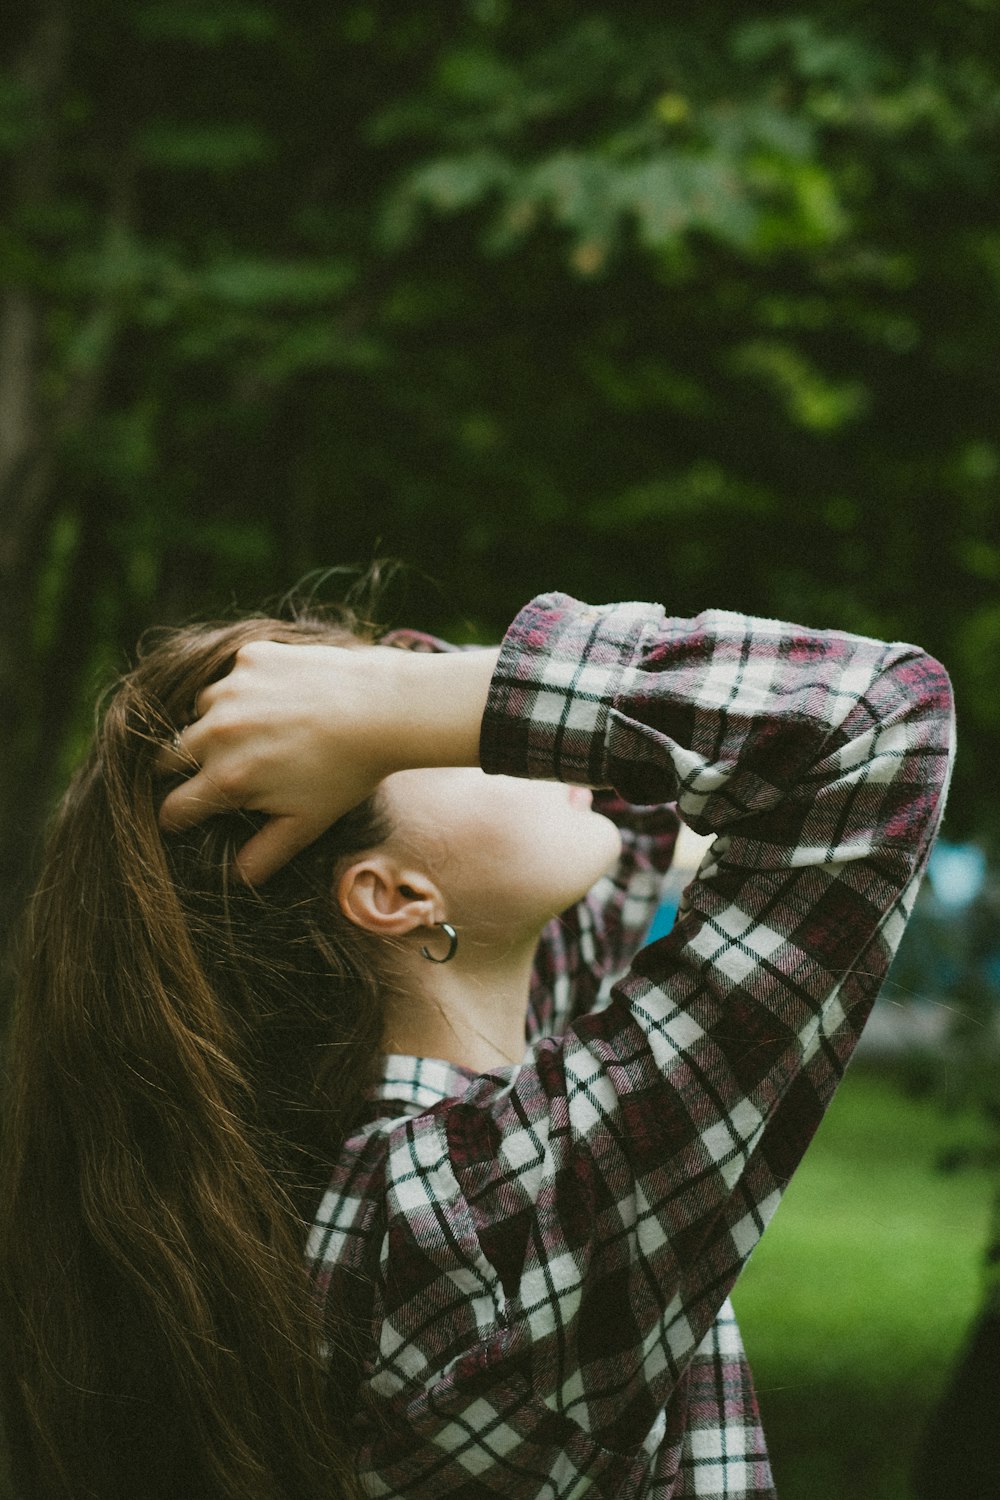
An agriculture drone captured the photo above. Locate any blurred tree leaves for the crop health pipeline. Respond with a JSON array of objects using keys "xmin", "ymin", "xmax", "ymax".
[{"xmin": 1, "ymin": 0, "xmax": 999, "ymax": 948}]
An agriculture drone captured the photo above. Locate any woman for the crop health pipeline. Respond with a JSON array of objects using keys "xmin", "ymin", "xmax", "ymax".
[{"xmin": 0, "ymin": 587, "xmax": 954, "ymax": 1499}]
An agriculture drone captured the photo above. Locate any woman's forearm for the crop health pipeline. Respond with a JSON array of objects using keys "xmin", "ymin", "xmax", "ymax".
[{"xmin": 372, "ymin": 644, "xmax": 500, "ymax": 776}]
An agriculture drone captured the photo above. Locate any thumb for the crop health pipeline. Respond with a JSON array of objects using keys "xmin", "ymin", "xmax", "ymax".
[{"xmin": 233, "ymin": 813, "xmax": 327, "ymax": 886}]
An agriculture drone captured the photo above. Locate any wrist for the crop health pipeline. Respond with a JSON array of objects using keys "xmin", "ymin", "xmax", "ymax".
[{"xmin": 370, "ymin": 645, "xmax": 499, "ymax": 775}]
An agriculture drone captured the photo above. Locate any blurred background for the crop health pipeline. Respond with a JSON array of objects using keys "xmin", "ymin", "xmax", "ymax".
[{"xmin": 1, "ymin": 1, "xmax": 998, "ymax": 1495}]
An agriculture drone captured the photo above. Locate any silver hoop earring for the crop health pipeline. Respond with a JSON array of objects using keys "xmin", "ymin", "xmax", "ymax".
[{"xmin": 420, "ymin": 922, "xmax": 458, "ymax": 964}]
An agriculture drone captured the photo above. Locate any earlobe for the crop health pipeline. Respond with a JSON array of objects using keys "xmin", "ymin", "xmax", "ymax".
[{"xmin": 336, "ymin": 858, "xmax": 441, "ymax": 939}]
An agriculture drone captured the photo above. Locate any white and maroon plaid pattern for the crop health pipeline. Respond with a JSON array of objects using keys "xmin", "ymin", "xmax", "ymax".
[{"xmin": 308, "ymin": 594, "xmax": 954, "ymax": 1497}]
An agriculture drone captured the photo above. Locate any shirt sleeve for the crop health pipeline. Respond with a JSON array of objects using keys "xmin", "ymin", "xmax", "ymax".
[{"xmin": 367, "ymin": 592, "xmax": 955, "ymax": 1457}]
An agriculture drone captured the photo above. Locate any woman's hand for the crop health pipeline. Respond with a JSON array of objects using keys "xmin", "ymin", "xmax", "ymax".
[
  {"xmin": 158, "ymin": 640, "xmax": 396, "ymax": 882},
  {"xmin": 157, "ymin": 639, "xmax": 498, "ymax": 884}
]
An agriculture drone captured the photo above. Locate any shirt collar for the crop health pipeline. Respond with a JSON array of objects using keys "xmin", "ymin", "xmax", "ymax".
[{"xmin": 367, "ymin": 1053, "xmax": 481, "ymax": 1119}]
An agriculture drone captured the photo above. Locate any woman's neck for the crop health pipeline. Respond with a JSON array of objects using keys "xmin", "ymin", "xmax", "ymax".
[{"xmin": 380, "ymin": 931, "xmax": 541, "ymax": 1072}]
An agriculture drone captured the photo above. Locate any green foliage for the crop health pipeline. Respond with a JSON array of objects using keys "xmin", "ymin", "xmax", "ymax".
[
  {"xmin": 957, "ymin": 605, "xmax": 1000, "ymax": 732},
  {"xmin": 2, "ymin": 0, "xmax": 999, "ymax": 868},
  {"xmin": 136, "ymin": 123, "xmax": 276, "ymax": 171},
  {"xmin": 131, "ymin": 1, "xmax": 278, "ymax": 44},
  {"xmin": 0, "ymin": 74, "xmax": 39, "ymax": 153}
]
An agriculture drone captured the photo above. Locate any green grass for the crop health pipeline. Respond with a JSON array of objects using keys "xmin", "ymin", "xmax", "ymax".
[{"xmin": 732, "ymin": 1065, "xmax": 993, "ymax": 1500}]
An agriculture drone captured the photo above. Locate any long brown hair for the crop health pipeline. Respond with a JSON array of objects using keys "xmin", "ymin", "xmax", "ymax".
[{"xmin": 0, "ymin": 601, "xmax": 393, "ymax": 1499}]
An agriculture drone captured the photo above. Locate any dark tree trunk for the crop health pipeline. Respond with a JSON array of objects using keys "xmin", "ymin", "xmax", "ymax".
[
  {"xmin": 913, "ymin": 1178, "xmax": 1000, "ymax": 1500},
  {"xmin": 0, "ymin": 2, "xmax": 69, "ymax": 960},
  {"xmin": 912, "ymin": 1306, "xmax": 1000, "ymax": 1500},
  {"xmin": 0, "ymin": 4, "xmax": 127, "ymax": 960}
]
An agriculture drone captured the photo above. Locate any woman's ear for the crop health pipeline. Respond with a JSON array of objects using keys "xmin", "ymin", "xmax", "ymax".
[{"xmin": 336, "ymin": 856, "xmax": 443, "ymax": 939}]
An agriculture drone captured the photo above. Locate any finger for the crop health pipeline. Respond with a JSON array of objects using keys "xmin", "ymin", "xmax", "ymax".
[
  {"xmin": 154, "ymin": 733, "xmax": 194, "ymax": 776},
  {"xmin": 154, "ymin": 706, "xmax": 222, "ymax": 774},
  {"xmin": 158, "ymin": 770, "xmax": 238, "ymax": 832},
  {"xmin": 233, "ymin": 815, "xmax": 327, "ymax": 886}
]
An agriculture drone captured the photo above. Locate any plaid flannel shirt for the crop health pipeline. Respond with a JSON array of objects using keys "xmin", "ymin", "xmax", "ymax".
[{"xmin": 307, "ymin": 594, "xmax": 954, "ymax": 1498}]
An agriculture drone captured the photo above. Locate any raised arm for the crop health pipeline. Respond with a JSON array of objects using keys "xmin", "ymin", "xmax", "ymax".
[{"xmin": 318, "ymin": 593, "xmax": 953, "ymax": 1481}]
